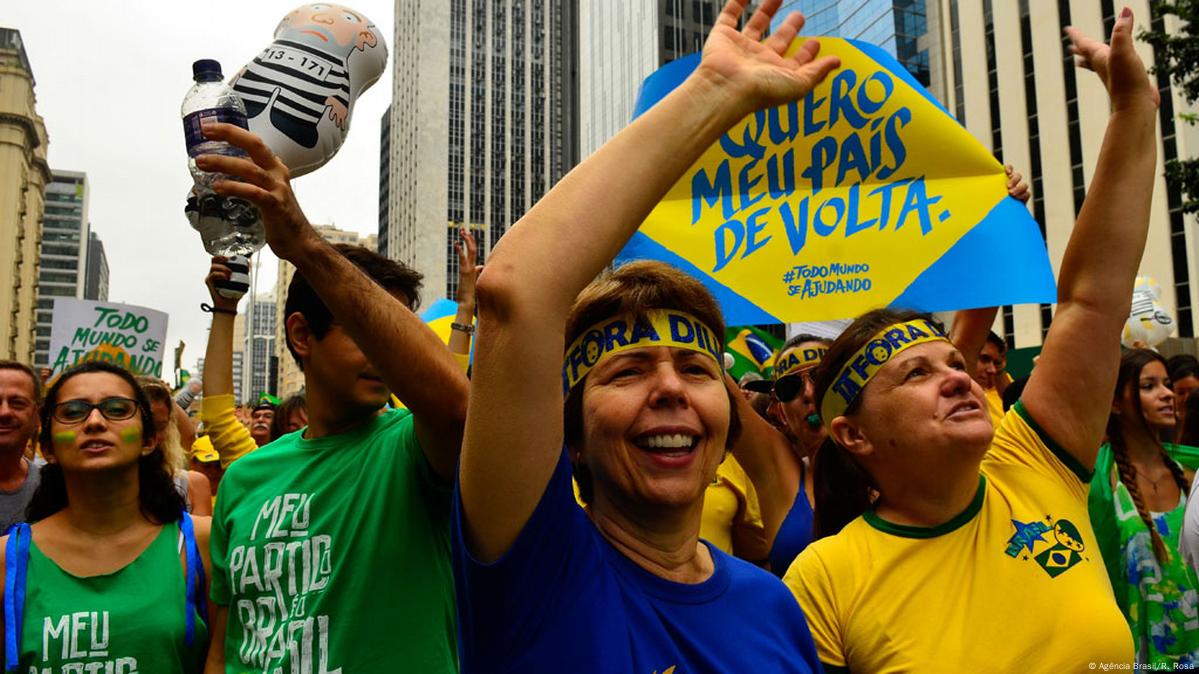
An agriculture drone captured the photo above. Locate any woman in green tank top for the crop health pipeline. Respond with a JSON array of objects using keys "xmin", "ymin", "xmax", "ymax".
[
  {"xmin": 0, "ymin": 362, "xmax": 210, "ymax": 673},
  {"xmin": 1088, "ymin": 349, "xmax": 1199, "ymax": 666}
]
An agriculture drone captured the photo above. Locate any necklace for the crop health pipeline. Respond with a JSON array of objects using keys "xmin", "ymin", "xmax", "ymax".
[
  {"xmin": 1133, "ymin": 463, "xmax": 1170, "ymax": 494},
  {"xmin": 1141, "ymin": 471, "xmax": 1165, "ymax": 493}
]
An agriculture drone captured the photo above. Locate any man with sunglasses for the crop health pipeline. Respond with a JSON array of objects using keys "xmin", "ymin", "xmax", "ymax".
[
  {"xmin": 763, "ymin": 337, "xmax": 830, "ymax": 454},
  {"xmin": 730, "ymin": 336, "xmax": 830, "ymax": 577},
  {"xmin": 0, "ymin": 361, "xmax": 43, "ymax": 531}
]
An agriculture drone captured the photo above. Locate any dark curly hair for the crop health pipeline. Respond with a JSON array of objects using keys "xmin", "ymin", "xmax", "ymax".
[{"xmin": 28, "ymin": 361, "xmax": 184, "ymax": 524}]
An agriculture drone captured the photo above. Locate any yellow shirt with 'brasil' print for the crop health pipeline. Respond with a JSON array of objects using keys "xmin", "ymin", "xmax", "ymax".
[{"xmin": 784, "ymin": 402, "xmax": 1133, "ymax": 673}]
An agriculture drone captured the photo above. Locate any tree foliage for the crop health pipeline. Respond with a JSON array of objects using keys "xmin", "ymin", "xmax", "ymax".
[{"xmin": 1141, "ymin": 0, "xmax": 1199, "ymax": 213}]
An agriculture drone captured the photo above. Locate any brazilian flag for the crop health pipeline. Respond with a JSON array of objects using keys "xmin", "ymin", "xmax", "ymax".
[{"xmin": 725, "ymin": 326, "xmax": 783, "ymax": 381}]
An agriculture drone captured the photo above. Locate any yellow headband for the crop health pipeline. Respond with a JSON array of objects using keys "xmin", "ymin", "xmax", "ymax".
[
  {"xmin": 820, "ymin": 319, "xmax": 948, "ymax": 424},
  {"xmin": 775, "ymin": 346, "xmax": 828, "ymax": 379},
  {"xmin": 563, "ymin": 309, "xmax": 722, "ymax": 393}
]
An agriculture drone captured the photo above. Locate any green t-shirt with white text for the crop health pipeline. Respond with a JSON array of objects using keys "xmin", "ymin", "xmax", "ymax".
[{"xmin": 210, "ymin": 408, "xmax": 457, "ymax": 673}]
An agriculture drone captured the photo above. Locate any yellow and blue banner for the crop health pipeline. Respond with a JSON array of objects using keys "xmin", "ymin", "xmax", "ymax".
[
  {"xmin": 420, "ymin": 298, "xmax": 460, "ymax": 346},
  {"xmin": 617, "ymin": 39, "xmax": 1056, "ymax": 324}
]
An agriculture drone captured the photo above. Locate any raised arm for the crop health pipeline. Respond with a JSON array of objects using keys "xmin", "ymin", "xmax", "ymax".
[
  {"xmin": 449, "ymin": 226, "xmax": 480, "ymax": 359},
  {"xmin": 724, "ymin": 372, "xmax": 801, "ymax": 545},
  {"xmin": 199, "ymin": 259, "xmax": 257, "ymax": 468},
  {"xmin": 201, "ymin": 257, "xmax": 239, "ymax": 402},
  {"xmin": 950, "ymin": 167, "xmax": 1028, "ymax": 372},
  {"xmin": 1021, "ymin": 10, "xmax": 1160, "ymax": 470},
  {"xmin": 198, "ymin": 127, "xmax": 470, "ymax": 481},
  {"xmin": 461, "ymin": 0, "xmax": 840, "ymax": 562},
  {"xmin": 950, "ymin": 307, "xmax": 1000, "ymax": 375}
]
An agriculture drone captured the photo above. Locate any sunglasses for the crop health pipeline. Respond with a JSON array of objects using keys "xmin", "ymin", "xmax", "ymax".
[
  {"xmin": 773, "ymin": 371, "xmax": 815, "ymax": 403},
  {"xmin": 53, "ymin": 397, "xmax": 140, "ymax": 425}
]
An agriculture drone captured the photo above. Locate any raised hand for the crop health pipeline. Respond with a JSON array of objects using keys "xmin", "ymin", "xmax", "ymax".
[
  {"xmin": 1006, "ymin": 165, "xmax": 1031, "ymax": 204},
  {"xmin": 205, "ymin": 256, "xmax": 240, "ymax": 312},
  {"xmin": 194, "ymin": 123, "xmax": 323, "ymax": 262},
  {"xmin": 454, "ymin": 227, "xmax": 481, "ymax": 305},
  {"xmin": 697, "ymin": 0, "xmax": 840, "ymax": 112},
  {"xmin": 1065, "ymin": 8, "xmax": 1159, "ymax": 111}
]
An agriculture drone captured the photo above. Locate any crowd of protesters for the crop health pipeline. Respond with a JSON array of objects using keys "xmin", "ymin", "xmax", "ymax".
[{"xmin": 0, "ymin": 1, "xmax": 1192, "ymax": 671}]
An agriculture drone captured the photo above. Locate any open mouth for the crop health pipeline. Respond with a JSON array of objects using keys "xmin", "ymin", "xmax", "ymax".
[
  {"xmin": 946, "ymin": 400, "xmax": 982, "ymax": 419},
  {"xmin": 80, "ymin": 439, "xmax": 114, "ymax": 452},
  {"xmin": 633, "ymin": 433, "xmax": 698, "ymax": 458}
]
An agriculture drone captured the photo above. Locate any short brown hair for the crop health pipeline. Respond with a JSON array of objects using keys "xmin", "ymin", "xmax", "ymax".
[
  {"xmin": 283, "ymin": 244, "xmax": 424, "ymax": 370},
  {"xmin": 811, "ymin": 307, "xmax": 940, "ymax": 538},
  {"xmin": 0, "ymin": 360, "xmax": 43, "ymax": 406},
  {"xmin": 563, "ymin": 260, "xmax": 739, "ymax": 503}
]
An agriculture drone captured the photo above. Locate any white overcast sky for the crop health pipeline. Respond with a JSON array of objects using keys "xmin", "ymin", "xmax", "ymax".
[{"xmin": 1, "ymin": 1, "xmax": 394, "ymax": 375}]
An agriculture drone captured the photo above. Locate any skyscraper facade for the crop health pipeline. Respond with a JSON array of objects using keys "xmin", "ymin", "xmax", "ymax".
[
  {"xmin": 940, "ymin": 0, "xmax": 1198, "ymax": 346},
  {"xmin": 230, "ymin": 313, "xmax": 246, "ymax": 404},
  {"xmin": 378, "ymin": 103, "xmax": 392, "ymax": 258},
  {"xmin": 84, "ymin": 231, "xmax": 108, "ymax": 302},
  {"xmin": 578, "ymin": 0, "xmax": 748, "ymax": 159},
  {"xmin": 775, "ymin": 0, "xmax": 943, "ymax": 95},
  {"xmin": 0, "ymin": 28, "xmax": 50, "ymax": 363},
  {"xmin": 244, "ymin": 295, "xmax": 275, "ymax": 403},
  {"xmin": 35, "ymin": 171, "xmax": 89, "ymax": 367},
  {"xmin": 382, "ymin": 0, "xmax": 579, "ymax": 303}
]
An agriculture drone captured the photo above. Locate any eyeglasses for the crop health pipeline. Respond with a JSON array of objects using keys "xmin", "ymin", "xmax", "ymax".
[
  {"xmin": 773, "ymin": 371, "xmax": 815, "ymax": 403},
  {"xmin": 53, "ymin": 397, "xmax": 139, "ymax": 425}
]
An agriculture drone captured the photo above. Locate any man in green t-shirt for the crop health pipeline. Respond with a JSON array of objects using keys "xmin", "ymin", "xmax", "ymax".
[{"xmin": 199, "ymin": 126, "xmax": 469, "ymax": 673}]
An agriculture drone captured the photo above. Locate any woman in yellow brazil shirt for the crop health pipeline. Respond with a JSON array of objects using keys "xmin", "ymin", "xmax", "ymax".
[{"xmin": 784, "ymin": 10, "xmax": 1158, "ymax": 673}]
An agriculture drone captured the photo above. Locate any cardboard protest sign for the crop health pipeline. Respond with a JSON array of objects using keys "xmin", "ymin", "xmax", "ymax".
[
  {"xmin": 47, "ymin": 299, "xmax": 169, "ymax": 379},
  {"xmin": 617, "ymin": 39, "xmax": 1056, "ymax": 324}
]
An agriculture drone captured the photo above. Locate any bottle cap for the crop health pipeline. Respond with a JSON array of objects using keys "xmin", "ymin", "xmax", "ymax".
[{"xmin": 192, "ymin": 59, "xmax": 223, "ymax": 81}]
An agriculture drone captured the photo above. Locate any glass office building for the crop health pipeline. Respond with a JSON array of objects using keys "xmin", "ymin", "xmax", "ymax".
[{"xmin": 775, "ymin": 0, "xmax": 931, "ymax": 86}]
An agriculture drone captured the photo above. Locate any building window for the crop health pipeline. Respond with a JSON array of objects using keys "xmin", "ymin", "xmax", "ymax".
[
  {"xmin": 1147, "ymin": 8, "xmax": 1192, "ymax": 336},
  {"xmin": 983, "ymin": 0, "xmax": 1015, "ymax": 345},
  {"xmin": 1017, "ymin": 0, "xmax": 1053, "ymax": 339}
]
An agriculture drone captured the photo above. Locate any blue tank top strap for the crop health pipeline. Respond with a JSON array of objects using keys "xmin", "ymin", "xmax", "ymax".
[
  {"xmin": 768, "ymin": 482, "xmax": 814, "ymax": 579},
  {"xmin": 178, "ymin": 511, "xmax": 206, "ymax": 648},
  {"xmin": 4, "ymin": 522, "xmax": 31, "ymax": 672}
]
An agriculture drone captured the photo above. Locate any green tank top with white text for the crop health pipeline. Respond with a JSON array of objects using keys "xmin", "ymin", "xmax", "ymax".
[{"xmin": 18, "ymin": 522, "xmax": 208, "ymax": 673}]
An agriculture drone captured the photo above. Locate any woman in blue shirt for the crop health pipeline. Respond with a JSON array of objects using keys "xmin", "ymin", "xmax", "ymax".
[{"xmin": 452, "ymin": 1, "xmax": 839, "ymax": 671}]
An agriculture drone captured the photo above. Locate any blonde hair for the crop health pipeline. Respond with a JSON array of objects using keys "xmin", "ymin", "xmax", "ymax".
[{"xmin": 136, "ymin": 376, "xmax": 188, "ymax": 474}]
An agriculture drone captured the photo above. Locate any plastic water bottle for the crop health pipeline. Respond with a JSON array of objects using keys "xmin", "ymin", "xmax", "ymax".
[{"xmin": 182, "ymin": 58, "xmax": 265, "ymax": 257}]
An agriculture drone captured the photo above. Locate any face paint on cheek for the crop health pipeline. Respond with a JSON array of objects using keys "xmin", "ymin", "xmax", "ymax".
[
  {"xmin": 52, "ymin": 431, "xmax": 76, "ymax": 447},
  {"xmin": 119, "ymin": 427, "xmax": 142, "ymax": 444}
]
